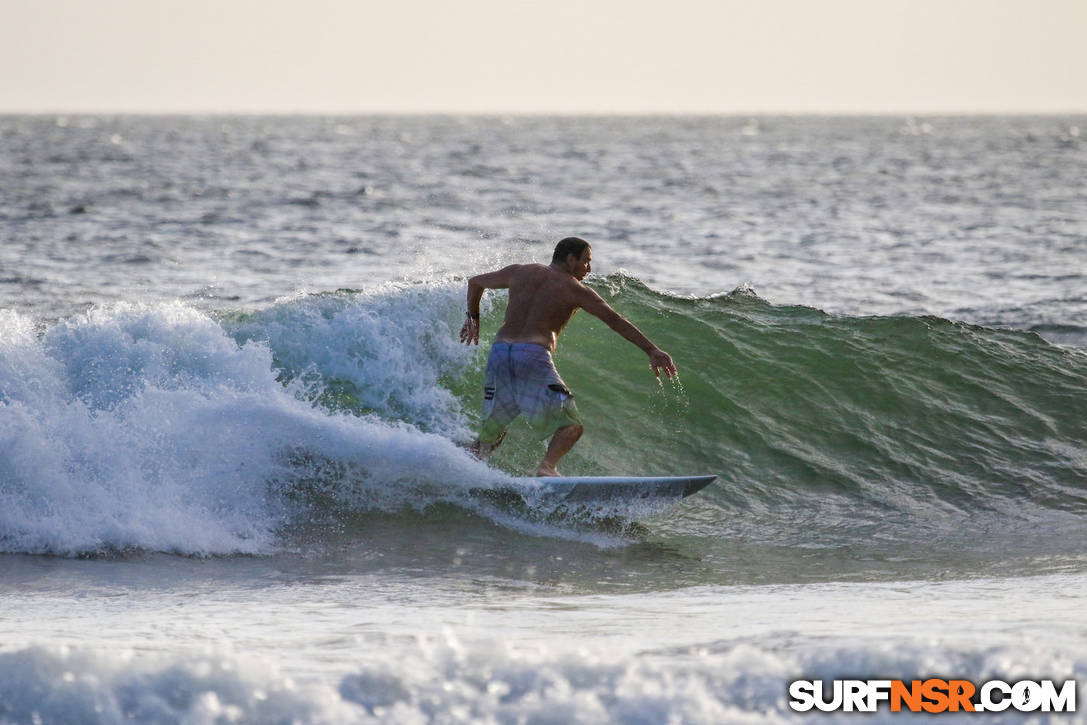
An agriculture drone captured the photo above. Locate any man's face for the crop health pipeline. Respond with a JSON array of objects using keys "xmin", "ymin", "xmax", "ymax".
[{"xmin": 569, "ymin": 247, "xmax": 592, "ymax": 280}]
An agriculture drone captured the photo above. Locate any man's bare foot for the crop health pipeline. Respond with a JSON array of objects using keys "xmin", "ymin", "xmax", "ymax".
[
  {"xmin": 535, "ymin": 425, "xmax": 581, "ymax": 478},
  {"xmin": 469, "ymin": 434, "xmax": 505, "ymax": 461},
  {"xmin": 535, "ymin": 463, "xmax": 560, "ymax": 477}
]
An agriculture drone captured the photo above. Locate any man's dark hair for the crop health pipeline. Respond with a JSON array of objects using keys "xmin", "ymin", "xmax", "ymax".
[{"xmin": 552, "ymin": 237, "xmax": 590, "ymax": 264}]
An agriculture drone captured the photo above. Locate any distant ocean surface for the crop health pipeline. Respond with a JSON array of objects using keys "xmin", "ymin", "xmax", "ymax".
[{"xmin": 1, "ymin": 115, "xmax": 1085, "ymax": 723}]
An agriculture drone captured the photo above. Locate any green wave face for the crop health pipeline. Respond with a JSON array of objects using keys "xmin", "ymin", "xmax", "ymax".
[{"xmin": 463, "ymin": 275, "xmax": 1086, "ymax": 548}]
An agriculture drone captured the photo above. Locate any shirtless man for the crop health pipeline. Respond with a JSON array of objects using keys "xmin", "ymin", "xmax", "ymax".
[{"xmin": 459, "ymin": 237, "xmax": 678, "ymax": 476}]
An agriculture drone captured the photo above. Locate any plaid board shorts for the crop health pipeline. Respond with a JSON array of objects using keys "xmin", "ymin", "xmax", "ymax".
[{"xmin": 478, "ymin": 342, "xmax": 583, "ymax": 444}]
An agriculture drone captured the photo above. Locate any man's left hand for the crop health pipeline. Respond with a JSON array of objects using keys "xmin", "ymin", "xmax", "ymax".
[{"xmin": 460, "ymin": 317, "xmax": 480, "ymax": 345}]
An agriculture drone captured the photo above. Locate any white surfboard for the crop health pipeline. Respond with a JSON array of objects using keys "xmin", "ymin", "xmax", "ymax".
[{"xmin": 503, "ymin": 474, "xmax": 716, "ymax": 503}]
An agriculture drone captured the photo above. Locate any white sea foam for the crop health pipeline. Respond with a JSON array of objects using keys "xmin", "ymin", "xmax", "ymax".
[
  {"xmin": 223, "ymin": 281, "xmax": 483, "ymax": 437},
  {"xmin": 0, "ymin": 301, "xmax": 501, "ymax": 556},
  {"xmin": 2, "ymin": 636, "xmax": 1083, "ymax": 724},
  {"xmin": 0, "ymin": 646, "xmax": 357, "ymax": 725}
]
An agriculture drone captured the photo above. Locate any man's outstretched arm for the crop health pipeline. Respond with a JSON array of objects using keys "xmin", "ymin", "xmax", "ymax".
[
  {"xmin": 577, "ymin": 287, "xmax": 678, "ymax": 378},
  {"xmin": 460, "ymin": 265, "xmax": 518, "ymax": 346}
]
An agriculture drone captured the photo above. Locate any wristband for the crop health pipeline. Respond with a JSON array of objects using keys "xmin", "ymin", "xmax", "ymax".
[{"xmin": 466, "ymin": 311, "xmax": 480, "ymax": 320}]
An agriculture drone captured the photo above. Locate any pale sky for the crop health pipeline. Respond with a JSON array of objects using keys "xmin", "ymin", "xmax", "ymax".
[{"xmin": 2, "ymin": 0, "xmax": 1085, "ymax": 114}]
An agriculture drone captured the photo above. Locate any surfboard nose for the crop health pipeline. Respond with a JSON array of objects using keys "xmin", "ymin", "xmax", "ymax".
[{"xmin": 681, "ymin": 475, "xmax": 717, "ymax": 498}]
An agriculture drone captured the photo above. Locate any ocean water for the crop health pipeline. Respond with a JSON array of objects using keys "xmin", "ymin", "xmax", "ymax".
[{"xmin": 1, "ymin": 114, "xmax": 1085, "ymax": 723}]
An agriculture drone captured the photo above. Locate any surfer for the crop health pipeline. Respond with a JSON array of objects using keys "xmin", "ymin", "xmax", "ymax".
[{"xmin": 460, "ymin": 237, "xmax": 678, "ymax": 476}]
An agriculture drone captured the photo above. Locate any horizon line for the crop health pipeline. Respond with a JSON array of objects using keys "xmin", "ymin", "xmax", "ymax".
[{"xmin": 2, "ymin": 108, "xmax": 1086, "ymax": 118}]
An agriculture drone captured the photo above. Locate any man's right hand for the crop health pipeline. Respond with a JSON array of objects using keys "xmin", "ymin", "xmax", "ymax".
[
  {"xmin": 460, "ymin": 317, "xmax": 480, "ymax": 345},
  {"xmin": 649, "ymin": 347, "xmax": 678, "ymax": 378}
]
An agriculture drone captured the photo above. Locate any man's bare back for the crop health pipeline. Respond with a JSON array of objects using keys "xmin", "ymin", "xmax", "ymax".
[
  {"xmin": 459, "ymin": 238, "xmax": 677, "ymax": 476},
  {"xmin": 492, "ymin": 264, "xmax": 583, "ymax": 349}
]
